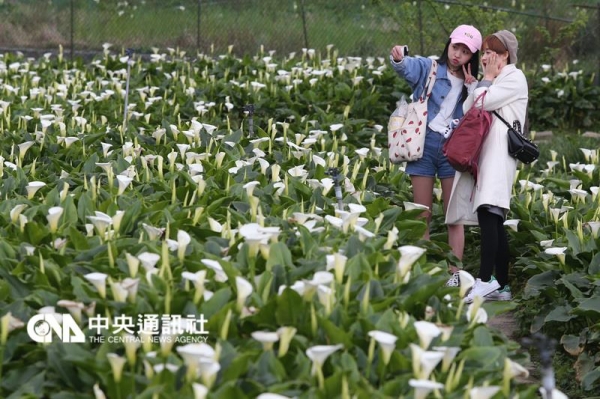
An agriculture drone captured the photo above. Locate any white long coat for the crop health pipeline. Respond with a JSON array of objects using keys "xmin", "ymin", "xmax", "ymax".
[{"xmin": 445, "ymin": 64, "xmax": 528, "ymax": 225}]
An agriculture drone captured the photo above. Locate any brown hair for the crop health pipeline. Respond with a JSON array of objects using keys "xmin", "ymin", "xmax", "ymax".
[{"xmin": 482, "ymin": 35, "xmax": 510, "ymax": 62}]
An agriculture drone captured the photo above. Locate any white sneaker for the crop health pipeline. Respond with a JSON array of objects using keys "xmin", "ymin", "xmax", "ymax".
[
  {"xmin": 485, "ymin": 285, "xmax": 512, "ymax": 301},
  {"xmin": 464, "ymin": 276, "xmax": 500, "ymax": 303},
  {"xmin": 445, "ymin": 272, "xmax": 460, "ymax": 287}
]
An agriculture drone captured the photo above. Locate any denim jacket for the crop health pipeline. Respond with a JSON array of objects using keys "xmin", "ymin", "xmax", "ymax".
[{"xmin": 390, "ymin": 56, "xmax": 466, "ymax": 123}]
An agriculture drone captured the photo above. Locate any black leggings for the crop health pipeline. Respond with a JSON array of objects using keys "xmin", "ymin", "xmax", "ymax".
[{"xmin": 477, "ymin": 208, "xmax": 509, "ymax": 288}]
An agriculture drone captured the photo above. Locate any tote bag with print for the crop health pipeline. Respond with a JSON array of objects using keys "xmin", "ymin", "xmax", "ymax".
[{"xmin": 388, "ymin": 60, "xmax": 438, "ymax": 163}]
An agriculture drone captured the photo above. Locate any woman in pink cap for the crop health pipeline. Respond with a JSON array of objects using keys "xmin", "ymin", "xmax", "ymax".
[{"xmin": 390, "ymin": 25, "xmax": 482, "ymax": 285}]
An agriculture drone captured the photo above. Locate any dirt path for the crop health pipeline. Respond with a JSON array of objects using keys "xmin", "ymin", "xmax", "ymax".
[{"xmin": 488, "ymin": 311, "xmax": 539, "ymax": 385}]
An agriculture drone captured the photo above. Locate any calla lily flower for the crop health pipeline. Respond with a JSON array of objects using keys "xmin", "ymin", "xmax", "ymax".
[
  {"xmin": 276, "ymin": 326, "xmax": 297, "ymax": 358},
  {"xmin": 251, "ymin": 331, "xmax": 279, "ymax": 351},
  {"xmin": 1, "ymin": 312, "xmax": 25, "ymax": 344},
  {"xmin": 413, "ymin": 320, "xmax": 441, "ymax": 349},
  {"xmin": 57, "ymin": 300, "xmax": 85, "ymax": 324},
  {"xmin": 409, "ymin": 379, "xmax": 444, "ymax": 399},
  {"xmin": 467, "ymin": 303, "xmax": 488, "ymax": 325},
  {"xmin": 433, "ymin": 346, "xmax": 461, "ymax": 372},
  {"xmin": 540, "ymin": 239, "xmax": 555, "ymax": 248},
  {"xmin": 236, "ymin": 276, "xmax": 253, "ymax": 311},
  {"xmin": 469, "ymin": 386, "xmax": 500, "ymax": 399},
  {"xmin": 505, "ymin": 358, "xmax": 530, "ymax": 379},
  {"xmin": 503, "ymin": 219, "xmax": 520, "ymax": 232},
  {"xmin": 109, "ymin": 279, "xmax": 129, "ymax": 303},
  {"xmin": 46, "ymin": 206, "xmax": 64, "ymax": 233},
  {"xmin": 116, "ymin": 175, "xmax": 133, "ymax": 195},
  {"xmin": 458, "ymin": 270, "xmax": 475, "ymax": 298},
  {"xmin": 586, "ymin": 221, "xmax": 600, "ymax": 238},
  {"xmin": 93, "ymin": 383, "xmax": 107, "ymax": 399},
  {"xmin": 326, "ymin": 252, "xmax": 347, "ymax": 284},
  {"xmin": 138, "ymin": 252, "xmax": 161, "ymax": 271},
  {"xmin": 84, "ymin": 272, "xmax": 108, "ymax": 298},
  {"xmin": 305, "ymin": 344, "xmax": 343, "ymax": 375},
  {"xmin": 106, "ymin": 353, "xmax": 127, "ymax": 382},
  {"xmin": 18, "ymin": 141, "xmax": 35, "ymax": 160},
  {"xmin": 419, "ymin": 350, "xmax": 444, "ymax": 379},
  {"xmin": 544, "ymin": 247, "xmax": 567, "ymax": 265},
  {"xmin": 403, "ymin": 201, "xmax": 429, "ymax": 211},
  {"xmin": 590, "ymin": 186, "xmax": 599, "ymax": 201},
  {"xmin": 10, "ymin": 204, "xmax": 27, "ymax": 223},
  {"xmin": 176, "ymin": 343, "xmax": 216, "ymax": 381},
  {"xmin": 177, "ymin": 229, "xmax": 191, "ymax": 260},
  {"xmin": 368, "ymin": 330, "xmax": 398, "ymax": 365},
  {"xmin": 142, "ymin": 223, "xmax": 165, "ymax": 240},
  {"xmin": 256, "ymin": 394, "xmax": 291, "ymax": 399},
  {"xmin": 197, "ymin": 358, "xmax": 220, "ymax": 388},
  {"xmin": 26, "ymin": 181, "xmax": 46, "ymax": 199},
  {"xmin": 397, "ymin": 245, "xmax": 426, "ymax": 279},
  {"xmin": 192, "ymin": 383, "xmax": 208, "ymax": 399},
  {"xmin": 201, "ymin": 259, "xmax": 228, "ymax": 282},
  {"xmin": 87, "ymin": 211, "xmax": 113, "ymax": 237},
  {"xmin": 182, "ymin": 270, "xmax": 207, "ymax": 303}
]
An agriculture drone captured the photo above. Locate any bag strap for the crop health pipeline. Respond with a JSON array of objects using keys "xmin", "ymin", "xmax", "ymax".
[
  {"xmin": 492, "ymin": 111, "xmax": 512, "ymax": 129},
  {"xmin": 418, "ymin": 60, "xmax": 438, "ymax": 101}
]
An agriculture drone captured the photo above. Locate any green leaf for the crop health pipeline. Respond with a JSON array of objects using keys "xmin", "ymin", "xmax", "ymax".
[
  {"xmin": 458, "ymin": 346, "xmax": 502, "ymax": 369},
  {"xmin": 545, "ymin": 305, "xmax": 575, "ymax": 322},
  {"xmin": 266, "ymin": 242, "xmax": 294, "ymax": 270},
  {"xmin": 582, "ymin": 368, "xmax": 600, "ymax": 391},
  {"xmin": 560, "ymin": 334, "xmax": 583, "ymax": 356},
  {"xmin": 200, "ymin": 287, "xmax": 232, "ymax": 319},
  {"xmin": 575, "ymin": 297, "xmax": 600, "ymax": 314},
  {"xmin": 319, "ymin": 317, "xmax": 352, "ymax": 347},
  {"xmin": 565, "ymin": 229, "xmax": 582, "ymax": 256},
  {"xmin": 275, "ymin": 288, "xmax": 306, "ymax": 327}
]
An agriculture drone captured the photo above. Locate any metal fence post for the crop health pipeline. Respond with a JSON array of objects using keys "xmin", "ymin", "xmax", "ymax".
[
  {"xmin": 197, "ymin": 0, "xmax": 201, "ymax": 50},
  {"xmin": 300, "ymin": 0, "xmax": 309, "ymax": 49},
  {"xmin": 70, "ymin": 0, "xmax": 74, "ymax": 61}
]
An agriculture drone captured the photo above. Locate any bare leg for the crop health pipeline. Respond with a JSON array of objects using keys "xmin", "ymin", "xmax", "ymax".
[
  {"xmin": 441, "ymin": 176, "xmax": 464, "ymax": 271},
  {"xmin": 410, "ymin": 175, "xmax": 435, "ymax": 240}
]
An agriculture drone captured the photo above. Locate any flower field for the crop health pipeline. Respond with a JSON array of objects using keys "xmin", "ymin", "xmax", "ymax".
[{"xmin": 0, "ymin": 45, "xmax": 598, "ymax": 398}]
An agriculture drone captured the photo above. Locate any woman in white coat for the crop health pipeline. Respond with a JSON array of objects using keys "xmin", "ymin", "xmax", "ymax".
[{"xmin": 445, "ymin": 30, "xmax": 528, "ymax": 303}]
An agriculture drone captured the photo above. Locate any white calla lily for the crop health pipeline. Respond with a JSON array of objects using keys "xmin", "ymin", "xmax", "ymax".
[
  {"xmin": 419, "ymin": 350, "xmax": 444, "ymax": 379},
  {"xmin": 10, "ymin": 204, "xmax": 27, "ymax": 223},
  {"xmin": 367, "ymin": 330, "xmax": 398, "ymax": 365},
  {"xmin": 46, "ymin": 206, "xmax": 64, "ymax": 233},
  {"xmin": 177, "ymin": 229, "xmax": 191, "ymax": 260},
  {"xmin": 469, "ymin": 386, "xmax": 500, "ymax": 399},
  {"xmin": 413, "ymin": 320, "xmax": 441, "ymax": 349},
  {"xmin": 458, "ymin": 270, "xmax": 476, "ymax": 298},
  {"xmin": 409, "ymin": 379, "xmax": 444, "ymax": 399},
  {"xmin": 138, "ymin": 252, "xmax": 161, "ymax": 271},
  {"xmin": 306, "ymin": 344, "xmax": 343, "ymax": 375},
  {"xmin": 545, "ymin": 247, "xmax": 567, "ymax": 265},
  {"xmin": 236, "ymin": 276, "xmax": 253, "ymax": 311},
  {"xmin": 107, "ymin": 353, "xmax": 127, "ymax": 382},
  {"xmin": 84, "ymin": 272, "xmax": 108, "ymax": 298},
  {"xmin": 87, "ymin": 211, "xmax": 113, "ymax": 237},
  {"xmin": 397, "ymin": 245, "xmax": 426, "ymax": 279},
  {"xmin": 276, "ymin": 326, "xmax": 297, "ymax": 358},
  {"xmin": 251, "ymin": 331, "xmax": 279, "ymax": 351},
  {"xmin": 26, "ymin": 181, "xmax": 46, "ymax": 199}
]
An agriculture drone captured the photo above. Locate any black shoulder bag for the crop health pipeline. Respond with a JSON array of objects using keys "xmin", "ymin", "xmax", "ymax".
[{"xmin": 493, "ymin": 111, "xmax": 539, "ymax": 164}]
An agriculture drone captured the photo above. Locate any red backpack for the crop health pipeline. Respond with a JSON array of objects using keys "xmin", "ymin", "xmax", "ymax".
[{"xmin": 443, "ymin": 92, "xmax": 492, "ymax": 181}]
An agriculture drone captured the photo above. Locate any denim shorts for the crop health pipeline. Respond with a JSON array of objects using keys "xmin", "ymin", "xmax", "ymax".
[{"xmin": 405, "ymin": 129, "xmax": 456, "ymax": 179}]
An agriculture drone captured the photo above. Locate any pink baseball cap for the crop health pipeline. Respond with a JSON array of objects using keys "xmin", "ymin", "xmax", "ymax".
[{"xmin": 449, "ymin": 25, "xmax": 482, "ymax": 53}]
